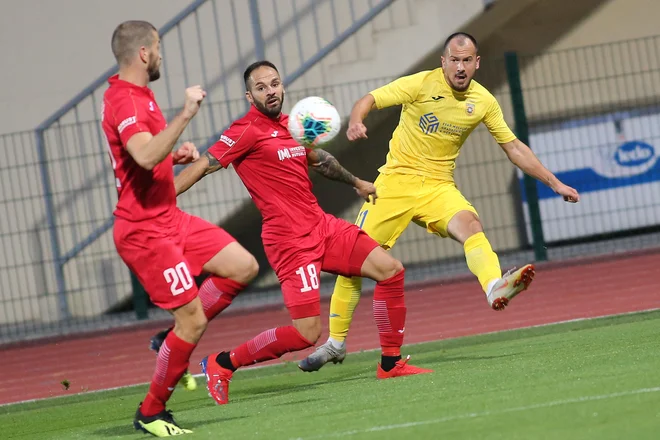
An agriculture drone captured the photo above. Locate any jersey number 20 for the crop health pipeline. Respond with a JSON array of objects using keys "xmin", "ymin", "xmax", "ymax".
[{"xmin": 163, "ymin": 262, "xmax": 194, "ymax": 296}]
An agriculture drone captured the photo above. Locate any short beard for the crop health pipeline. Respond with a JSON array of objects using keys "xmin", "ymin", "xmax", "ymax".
[
  {"xmin": 147, "ymin": 55, "xmax": 160, "ymax": 82},
  {"xmin": 148, "ymin": 66, "xmax": 160, "ymax": 82},
  {"xmin": 451, "ymin": 81, "xmax": 470, "ymax": 91},
  {"xmin": 255, "ymin": 95, "xmax": 284, "ymax": 118}
]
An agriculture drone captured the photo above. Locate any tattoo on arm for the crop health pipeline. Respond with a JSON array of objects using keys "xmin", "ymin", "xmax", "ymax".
[
  {"xmin": 309, "ymin": 149, "xmax": 358, "ymax": 186},
  {"xmin": 203, "ymin": 151, "xmax": 223, "ymax": 175}
]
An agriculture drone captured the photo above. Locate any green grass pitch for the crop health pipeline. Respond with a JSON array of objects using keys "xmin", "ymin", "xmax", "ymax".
[{"xmin": 3, "ymin": 310, "xmax": 659, "ymax": 439}]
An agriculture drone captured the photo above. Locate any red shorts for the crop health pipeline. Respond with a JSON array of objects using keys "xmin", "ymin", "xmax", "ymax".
[
  {"xmin": 113, "ymin": 209, "xmax": 236, "ymax": 309},
  {"xmin": 264, "ymin": 213, "xmax": 379, "ymax": 320}
]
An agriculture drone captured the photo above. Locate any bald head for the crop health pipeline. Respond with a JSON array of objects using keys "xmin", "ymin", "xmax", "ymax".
[
  {"xmin": 111, "ymin": 20, "xmax": 158, "ymax": 66},
  {"xmin": 442, "ymin": 32, "xmax": 479, "ymax": 56}
]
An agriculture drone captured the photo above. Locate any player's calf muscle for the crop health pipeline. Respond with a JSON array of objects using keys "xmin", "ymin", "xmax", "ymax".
[
  {"xmin": 172, "ymin": 299, "xmax": 208, "ymax": 343},
  {"xmin": 380, "ymin": 257, "xmax": 404, "ymax": 280},
  {"xmin": 293, "ymin": 316, "xmax": 322, "ymax": 343},
  {"xmin": 174, "ymin": 320, "xmax": 207, "ymax": 344}
]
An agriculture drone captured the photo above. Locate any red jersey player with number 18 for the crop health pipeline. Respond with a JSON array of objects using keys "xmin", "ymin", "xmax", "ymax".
[
  {"xmin": 174, "ymin": 61, "xmax": 433, "ymax": 406},
  {"xmin": 102, "ymin": 21, "xmax": 258, "ymax": 437}
]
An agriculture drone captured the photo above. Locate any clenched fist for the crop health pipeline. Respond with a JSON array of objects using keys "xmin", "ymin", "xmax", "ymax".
[
  {"xmin": 172, "ymin": 142, "xmax": 200, "ymax": 165},
  {"xmin": 346, "ymin": 121, "xmax": 368, "ymax": 141},
  {"xmin": 554, "ymin": 183, "xmax": 580, "ymax": 203},
  {"xmin": 182, "ymin": 85, "xmax": 207, "ymax": 119}
]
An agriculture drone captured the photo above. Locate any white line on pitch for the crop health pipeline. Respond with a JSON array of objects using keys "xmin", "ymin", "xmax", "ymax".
[{"xmin": 290, "ymin": 386, "xmax": 660, "ymax": 439}]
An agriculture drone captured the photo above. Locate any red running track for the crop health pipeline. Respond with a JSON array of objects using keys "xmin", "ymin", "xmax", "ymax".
[{"xmin": 1, "ymin": 251, "xmax": 658, "ymax": 405}]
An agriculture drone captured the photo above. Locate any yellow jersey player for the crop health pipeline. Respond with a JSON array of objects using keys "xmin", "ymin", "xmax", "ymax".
[{"xmin": 299, "ymin": 32, "xmax": 580, "ymax": 372}]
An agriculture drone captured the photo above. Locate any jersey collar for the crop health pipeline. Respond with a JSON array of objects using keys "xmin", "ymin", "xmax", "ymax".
[{"xmin": 108, "ymin": 74, "xmax": 154, "ymax": 97}]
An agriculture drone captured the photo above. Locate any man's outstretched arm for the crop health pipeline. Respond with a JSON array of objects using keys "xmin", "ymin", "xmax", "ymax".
[
  {"xmin": 499, "ymin": 139, "xmax": 580, "ymax": 203},
  {"xmin": 307, "ymin": 148, "xmax": 377, "ymax": 203},
  {"xmin": 174, "ymin": 151, "xmax": 223, "ymax": 196}
]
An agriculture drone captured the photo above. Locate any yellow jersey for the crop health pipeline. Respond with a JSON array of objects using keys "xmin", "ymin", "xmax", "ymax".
[{"xmin": 369, "ymin": 67, "xmax": 517, "ymax": 181}]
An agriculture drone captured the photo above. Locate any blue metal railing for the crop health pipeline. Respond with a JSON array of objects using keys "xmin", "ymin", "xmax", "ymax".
[
  {"xmin": 34, "ymin": 0, "xmax": 404, "ymax": 320},
  {"xmin": 35, "ymin": 0, "xmax": 209, "ymax": 319},
  {"xmin": 248, "ymin": 0, "xmax": 266, "ymax": 60},
  {"xmin": 194, "ymin": 0, "xmax": 398, "ymax": 161}
]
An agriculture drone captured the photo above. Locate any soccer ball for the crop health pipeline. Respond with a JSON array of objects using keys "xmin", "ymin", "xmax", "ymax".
[{"xmin": 287, "ymin": 96, "xmax": 341, "ymax": 148}]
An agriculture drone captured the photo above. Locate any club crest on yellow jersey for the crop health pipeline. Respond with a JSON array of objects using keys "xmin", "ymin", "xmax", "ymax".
[{"xmin": 466, "ymin": 102, "xmax": 475, "ymax": 115}]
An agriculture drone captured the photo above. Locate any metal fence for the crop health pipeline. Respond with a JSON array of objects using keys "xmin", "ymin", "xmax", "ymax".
[
  {"xmin": 42, "ymin": 0, "xmax": 411, "ymax": 316},
  {"xmin": 340, "ymin": 34, "xmax": 660, "ymax": 288},
  {"xmin": 1, "ymin": 0, "xmax": 419, "ymax": 342},
  {"xmin": 2, "ymin": 24, "xmax": 659, "ymax": 342}
]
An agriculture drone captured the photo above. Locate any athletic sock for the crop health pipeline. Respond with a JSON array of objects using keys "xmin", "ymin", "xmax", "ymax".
[
  {"xmin": 141, "ymin": 331, "xmax": 196, "ymax": 416},
  {"xmin": 227, "ymin": 326, "xmax": 314, "ymax": 369},
  {"xmin": 373, "ymin": 269, "xmax": 406, "ymax": 362},
  {"xmin": 464, "ymin": 232, "xmax": 502, "ymax": 293},
  {"xmin": 198, "ymin": 276, "xmax": 245, "ymax": 320}
]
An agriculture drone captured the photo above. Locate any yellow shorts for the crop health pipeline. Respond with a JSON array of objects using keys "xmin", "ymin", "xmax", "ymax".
[{"xmin": 354, "ymin": 172, "xmax": 478, "ymax": 249}]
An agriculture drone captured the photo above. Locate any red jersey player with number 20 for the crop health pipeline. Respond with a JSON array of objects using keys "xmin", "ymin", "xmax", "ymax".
[
  {"xmin": 175, "ymin": 61, "xmax": 433, "ymax": 406},
  {"xmin": 102, "ymin": 21, "xmax": 258, "ymax": 437}
]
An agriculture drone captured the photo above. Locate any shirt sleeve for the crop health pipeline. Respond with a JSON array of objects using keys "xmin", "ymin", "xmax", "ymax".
[
  {"xmin": 369, "ymin": 71, "xmax": 428, "ymax": 109},
  {"xmin": 483, "ymin": 97, "xmax": 517, "ymax": 144},
  {"xmin": 207, "ymin": 120, "xmax": 255, "ymax": 168},
  {"xmin": 113, "ymin": 93, "xmax": 152, "ymax": 147}
]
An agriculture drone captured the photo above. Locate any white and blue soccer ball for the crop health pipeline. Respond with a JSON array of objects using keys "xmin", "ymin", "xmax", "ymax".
[{"xmin": 287, "ymin": 96, "xmax": 341, "ymax": 148}]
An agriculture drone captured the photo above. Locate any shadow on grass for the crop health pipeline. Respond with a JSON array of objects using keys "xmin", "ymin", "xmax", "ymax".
[
  {"xmin": 419, "ymin": 353, "xmax": 519, "ymax": 365},
  {"xmin": 237, "ymin": 371, "xmax": 366, "ymax": 403},
  {"xmin": 93, "ymin": 415, "xmax": 249, "ymax": 438}
]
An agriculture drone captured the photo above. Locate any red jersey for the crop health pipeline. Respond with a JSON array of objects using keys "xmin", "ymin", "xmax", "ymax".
[
  {"xmin": 207, "ymin": 105, "xmax": 324, "ymax": 244},
  {"xmin": 101, "ymin": 75, "xmax": 176, "ymax": 223}
]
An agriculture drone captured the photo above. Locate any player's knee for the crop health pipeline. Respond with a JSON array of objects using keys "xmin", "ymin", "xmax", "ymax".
[
  {"xmin": 362, "ymin": 247, "xmax": 404, "ymax": 282},
  {"xmin": 467, "ymin": 217, "xmax": 483, "ymax": 235},
  {"xmin": 223, "ymin": 252, "xmax": 258, "ymax": 285},
  {"xmin": 447, "ymin": 211, "xmax": 483, "ymax": 243},
  {"xmin": 458, "ymin": 212, "xmax": 483, "ymax": 236},
  {"xmin": 380, "ymin": 256, "xmax": 403, "ymax": 280},
  {"xmin": 234, "ymin": 254, "xmax": 259, "ymax": 285}
]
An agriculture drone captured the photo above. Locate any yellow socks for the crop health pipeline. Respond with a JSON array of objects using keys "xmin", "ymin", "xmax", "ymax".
[
  {"xmin": 464, "ymin": 232, "xmax": 502, "ymax": 293},
  {"xmin": 328, "ymin": 275, "xmax": 362, "ymax": 343}
]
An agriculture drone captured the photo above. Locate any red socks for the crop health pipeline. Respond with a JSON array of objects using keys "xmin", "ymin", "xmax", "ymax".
[
  {"xmin": 229, "ymin": 326, "xmax": 313, "ymax": 368},
  {"xmin": 198, "ymin": 276, "xmax": 245, "ymax": 320},
  {"xmin": 141, "ymin": 331, "xmax": 196, "ymax": 416},
  {"xmin": 373, "ymin": 269, "xmax": 406, "ymax": 357}
]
